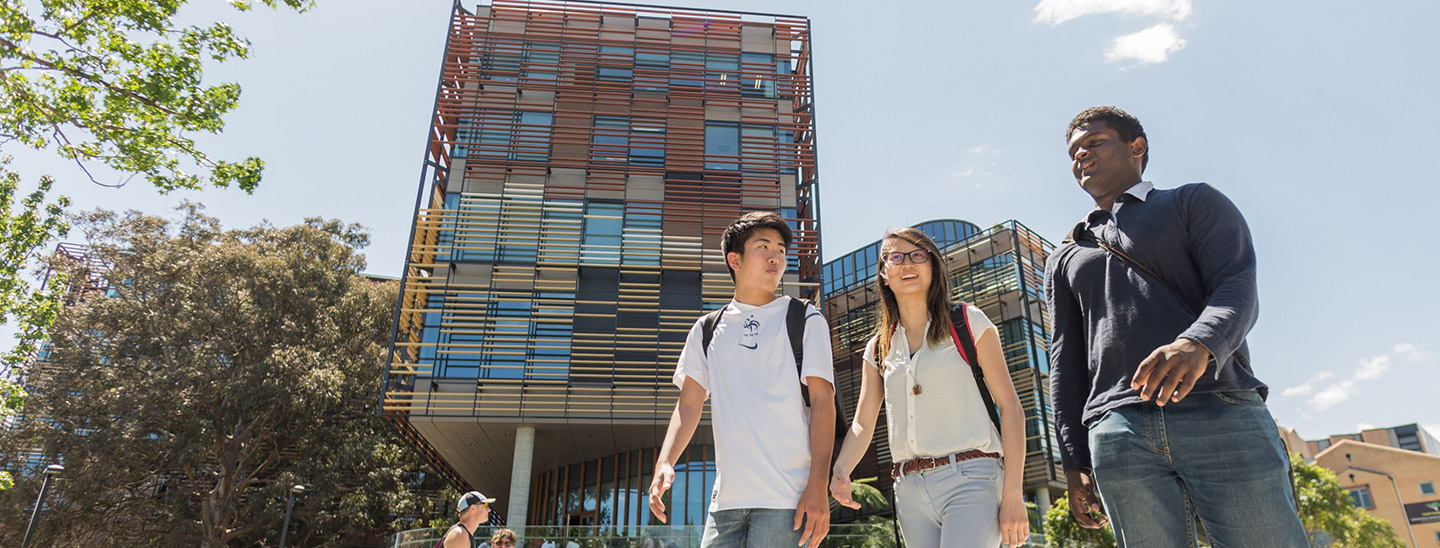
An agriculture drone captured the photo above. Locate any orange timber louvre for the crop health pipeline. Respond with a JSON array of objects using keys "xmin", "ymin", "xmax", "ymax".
[{"xmin": 380, "ymin": 0, "xmax": 822, "ymax": 500}]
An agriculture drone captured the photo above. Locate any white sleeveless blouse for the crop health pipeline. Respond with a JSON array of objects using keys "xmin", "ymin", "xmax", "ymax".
[{"xmin": 863, "ymin": 305, "xmax": 1003, "ymax": 463}]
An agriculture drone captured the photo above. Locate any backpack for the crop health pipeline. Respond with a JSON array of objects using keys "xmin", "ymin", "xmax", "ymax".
[
  {"xmin": 699, "ymin": 298, "xmax": 847, "ymax": 434},
  {"xmin": 872, "ymin": 303, "xmax": 1001, "ymax": 432}
]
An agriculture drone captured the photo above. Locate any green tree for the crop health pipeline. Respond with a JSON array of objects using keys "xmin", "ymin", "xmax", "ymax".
[
  {"xmin": 1044, "ymin": 495, "xmax": 1116, "ymax": 548},
  {"xmin": 0, "ymin": 0, "xmax": 312, "ymax": 192},
  {"xmin": 0, "ymin": 205, "xmax": 448, "ymax": 547},
  {"xmin": 1293, "ymin": 456, "xmax": 1407, "ymax": 548},
  {"xmin": 0, "ymin": 0, "xmax": 313, "ymax": 490}
]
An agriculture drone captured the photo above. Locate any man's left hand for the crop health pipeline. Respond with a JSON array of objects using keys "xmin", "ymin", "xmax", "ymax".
[
  {"xmin": 1131, "ymin": 338, "xmax": 1211, "ymax": 406},
  {"xmin": 793, "ymin": 485, "xmax": 830, "ymax": 548}
]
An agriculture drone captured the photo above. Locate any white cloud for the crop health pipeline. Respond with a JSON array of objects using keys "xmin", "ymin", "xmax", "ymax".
[
  {"xmin": 1310, "ymin": 379, "xmax": 1356, "ymax": 411},
  {"xmin": 1306, "ymin": 354, "xmax": 1392, "ymax": 412},
  {"xmin": 1105, "ymin": 23, "xmax": 1188, "ymax": 64},
  {"xmin": 1355, "ymin": 422, "xmax": 1376, "ymax": 431},
  {"xmin": 1355, "ymin": 355, "xmax": 1390, "ymax": 381},
  {"xmin": 1395, "ymin": 343, "xmax": 1431, "ymax": 362},
  {"xmin": 1279, "ymin": 371, "xmax": 1335, "ymax": 399},
  {"xmin": 1033, "ymin": 0, "xmax": 1193, "ymax": 25}
]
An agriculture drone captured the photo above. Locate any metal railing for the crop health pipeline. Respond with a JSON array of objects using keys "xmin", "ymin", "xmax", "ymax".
[{"xmin": 387, "ymin": 524, "xmax": 1047, "ymax": 548}]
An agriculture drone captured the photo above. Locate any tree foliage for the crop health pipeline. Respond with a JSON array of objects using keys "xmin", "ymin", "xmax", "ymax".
[
  {"xmin": 0, "ymin": 155, "xmax": 70, "ymax": 491},
  {"xmin": 0, "ymin": 206, "xmax": 449, "ymax": 546},
  {"xmin": 0, "ymin": 0, "xmax": 312, "ymax": 191},
  {"xmin": 0, "ymin": 0, "xmax": 315, "ymax": 492},
  {"xmin": 1293, "ymin": 455, "xmax": 1407, "ymax": 548}
]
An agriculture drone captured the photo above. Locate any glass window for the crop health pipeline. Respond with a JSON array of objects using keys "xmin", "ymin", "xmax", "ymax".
[
  {"xmin": 525, "ymin": 41, "xmax": 561, "ymax": 81},
  {"xmin": 741, "ymin": 52, "xmax": 776, "ymax": 98},
  {"xmin": 483, "ymin": 42, "xmax": 522, "ymax": 82},
  {"xmin": 670, "ymin": 51, "xmax": 704, "ymax": 88},
  {"xmin": 704, "ymin": 123, "xmax": 739, "ymax": 171},
  {"xmin": 583, "ymin": 203, "xmax": 624, "ymax": 265},
  {"xmin": 1347, "ymin": 487, "xmax": 1373, "ymax": 509},
  {"xmin": 1422, "ymin": 481, "xmax": 1436, "ymax": 496},
  {"xmin": 706, "ymin": 53, "xmax": 738, "ymax": 90},
  {"xmin": 592, "ymin": 116, "xmax": 629, "ymax": 163},
  {"xmin": 777, "ymin": 130, "xmax": 797, "ymax": 174},
  {"xmin": 597, "ymin": 45, "xmax": 633, "ymax": 82},
  {"xmin": 635, "ymin": 51, "xmax": 669, "ymax": 92},
  {"xmin": 623, "ymin": 208, "xmax": 662, "ymax": 266},
  {"xmin": 513, "ymin": 112, "xmax": 552, "ymax": 162},
  {"xmin": 630, "ymin": 118, "xmax": 665, "ymax": 168}
]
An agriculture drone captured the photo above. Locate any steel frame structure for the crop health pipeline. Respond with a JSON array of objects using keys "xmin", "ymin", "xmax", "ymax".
[{"xmin": 379, "ymin": 0, "xmax": 822, "ymax": 507}]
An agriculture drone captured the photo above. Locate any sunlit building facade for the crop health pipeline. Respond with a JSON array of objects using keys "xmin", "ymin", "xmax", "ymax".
[
  {"xmin": 379, "ymin": 0, "xmax": 821, "ymax": 529},
  {"xmin": 822, "ymin": 220, "xmax": 1066, "ymax": 518}
]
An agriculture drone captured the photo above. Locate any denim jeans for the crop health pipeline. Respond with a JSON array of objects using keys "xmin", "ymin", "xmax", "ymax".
[
  {"xmin": 700, "ymin": 508, "xmax": 805, "ymax": 548},
  {"xmin": 893, "ymin": 456, "xmax": 1003, "ymax": 548},
  {"xmin": 1088, "ymin": 390, "xmax": 1309, "ymax": 547}
]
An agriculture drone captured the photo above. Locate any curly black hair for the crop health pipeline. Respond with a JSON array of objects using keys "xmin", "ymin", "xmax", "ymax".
[
  {"xmin": 720, "ymin": 211, "xmax": 793, "ymax": 282},
  {"xmin": 1067, "ymin": 106, "xmax": 1149, "ymax": 172}
]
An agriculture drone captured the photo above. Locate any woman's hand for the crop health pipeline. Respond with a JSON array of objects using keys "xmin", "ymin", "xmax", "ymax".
[
  {"xmin": 829, "ymin": 470, "xmax": 860, "ymax": 510},
  {"xmin": 998, "ymin": 493, "xmax": 1030, "ymax": 546}
]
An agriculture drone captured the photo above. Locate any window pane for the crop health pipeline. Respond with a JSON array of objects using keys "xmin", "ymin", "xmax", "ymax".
[
  {"xmin": 513, "ymin": 112, "xmax": 552, "ymax": 161},
  {"xmin": 705, "ymin": 123, "xmax": 739, "ymax": 171}
]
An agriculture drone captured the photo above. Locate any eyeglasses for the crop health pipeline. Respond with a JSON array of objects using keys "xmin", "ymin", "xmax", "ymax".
[
  {"xmin": 883, "ymin": 250, "xmax": 930, "ymax": 266},
  {"xmin": 494, "ymin": 541, "xmax": 515, "ymax": 547}
]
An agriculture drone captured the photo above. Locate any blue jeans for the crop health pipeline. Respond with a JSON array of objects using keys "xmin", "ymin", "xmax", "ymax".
[
  {"xmin": 700, "ymin": 508, "xmax": 805, "ymax": 548},
  {"xmin": 1088, "ymin": 390, "xmax": 1309, "ymax": 547},
  {"xmin": 893, "ymin": 456, "xmax": 1003, "ymax": 548}
]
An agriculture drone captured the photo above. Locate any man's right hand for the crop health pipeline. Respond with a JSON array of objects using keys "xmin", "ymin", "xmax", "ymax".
[
  {"xmin": 1066, "ymin": 468, "xmax": 1109, "ymax": 529},
  {"xmin": 648, "ymin": 462, "xmax": 675, "ymax": 523}
]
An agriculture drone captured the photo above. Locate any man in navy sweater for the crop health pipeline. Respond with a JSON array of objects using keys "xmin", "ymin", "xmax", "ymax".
[{"xmin": 1045, "ymin": 106, "xmax": 1308, "ymax": 547}]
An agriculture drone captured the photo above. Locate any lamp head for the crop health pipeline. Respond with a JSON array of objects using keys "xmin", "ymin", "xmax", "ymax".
[{"xmin": 44, "ymin": 464, "xmax": 63, "ymax": 476}]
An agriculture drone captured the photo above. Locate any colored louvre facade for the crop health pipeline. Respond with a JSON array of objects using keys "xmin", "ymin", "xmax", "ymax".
[
  {"xmin": 822, "ymin": 220, "xmax": 1066, "ymax": 518},
  {"xmin": 379, "ymin": 0, "xmax": 820, "ymax": 529}
]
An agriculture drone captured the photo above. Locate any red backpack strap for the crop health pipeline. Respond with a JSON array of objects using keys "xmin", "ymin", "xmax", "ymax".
[{"xmin": 949, "ymin": 304, "xmax": 1001, "ymax": 432}]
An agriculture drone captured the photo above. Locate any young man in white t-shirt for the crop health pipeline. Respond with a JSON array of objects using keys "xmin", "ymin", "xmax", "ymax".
[{"xmin": 647, "ymin": 211, "xmax": 837, "ymax": 548}]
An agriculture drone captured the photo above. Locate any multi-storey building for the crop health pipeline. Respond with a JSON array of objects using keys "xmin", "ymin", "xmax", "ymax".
[
  {"xmin": 1316, "ymin": 439, "xmax": 1440, "ymax": 547},
  {"xmin": 821, "ymin": 220, "xmax": 1065, "ymax": 517},
  {"xmin": 1307, "ymin": 424, "xmax": 1440, "ymax": 457},
  {"xmin": 379, "ymin": 0, "xmax": 820, "ymax": 530}
]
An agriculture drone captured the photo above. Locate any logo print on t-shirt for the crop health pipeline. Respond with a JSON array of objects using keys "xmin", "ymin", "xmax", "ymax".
[{"xmin": 739, "ymin": 316, "xmax": 760, "ymax": 350}]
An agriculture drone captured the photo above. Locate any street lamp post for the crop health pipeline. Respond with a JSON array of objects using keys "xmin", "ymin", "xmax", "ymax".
[
  {"xmin": 20, "ymin": 464, "xmax": 64, "ymax": 548},
  {"xmin": 278, "ymin": 484, "xmax": 305, "ymax": 548}
]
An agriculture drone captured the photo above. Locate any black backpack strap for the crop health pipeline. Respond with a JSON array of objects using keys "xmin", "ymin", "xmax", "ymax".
[
  {"xmin": 787, "ymin": 297, "xmax": 811, "ymax": 406},
  {"xmin": 700, "ymin": 306, "xmax": 726, "ymax": 358},
  {"xmin": 949, "ymin": 304, "xmax": 1001, "ymax": 433}
]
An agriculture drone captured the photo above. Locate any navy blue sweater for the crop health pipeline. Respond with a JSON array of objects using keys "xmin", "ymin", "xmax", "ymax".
[{"xmin": 1045, "ymin": 182, "xmax": 1268, "ymax": 472}]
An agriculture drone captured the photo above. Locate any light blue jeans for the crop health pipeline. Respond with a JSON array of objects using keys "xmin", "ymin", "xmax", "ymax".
[
  {"xmin": 700, "ymin": 508, "xmax": 805, "ymax": 548},
  {"xmin": 1088, "ymin": 390, "xmax": 1309, "ymax": 547},
  {"xmin": 893, "ymin": 456, "xmax": 1003, "ymax": 548}
]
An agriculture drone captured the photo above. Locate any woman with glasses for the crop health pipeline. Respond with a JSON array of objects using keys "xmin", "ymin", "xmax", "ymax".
[{"xmin": 829, "ymin": 228, "xmax": 1030, "ymax": 548}]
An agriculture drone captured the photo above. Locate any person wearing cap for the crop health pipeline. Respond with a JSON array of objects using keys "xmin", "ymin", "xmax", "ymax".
[{"xmin": 438, "ymin": 491, "xmax": 495, "ymax": 548}]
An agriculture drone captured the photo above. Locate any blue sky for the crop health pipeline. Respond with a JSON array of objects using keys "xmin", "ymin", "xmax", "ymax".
[{"xmin": 10, "ymin": 0, "xmax": 1438, "ymax": 444}]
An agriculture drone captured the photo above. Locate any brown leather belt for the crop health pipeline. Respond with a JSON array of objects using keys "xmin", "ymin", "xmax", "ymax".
[{"xmin": 891, "ymin": 449, "xmax": 1000, "ymax": 479}]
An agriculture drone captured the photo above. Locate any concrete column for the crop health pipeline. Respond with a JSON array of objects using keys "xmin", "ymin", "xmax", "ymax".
[
  {"xmin": 507, "ymin": 425, "xmax": 536, "ymax": 536},
  {"xmin": 1034, "ymin": 486, "xmax": 1052, "ymax": 521}
]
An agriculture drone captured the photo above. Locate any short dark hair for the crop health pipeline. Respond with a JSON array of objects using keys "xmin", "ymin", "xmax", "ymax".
[
  {"xmin": 1067, "ymin": 106, "xmax": 1149, "ymax": 172},
  {"xmin": 720, "ymin": 211, "xmax": 793, "ymax": 282}
]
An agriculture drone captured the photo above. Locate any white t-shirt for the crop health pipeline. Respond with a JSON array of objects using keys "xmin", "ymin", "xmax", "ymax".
[
  {"xmin": 673, "ymin": 295, "xmax": 835, "ymax": 512},
  {"xmin": 864, "ymin": 305, "xmax": 1003, "ymax": 463}
]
